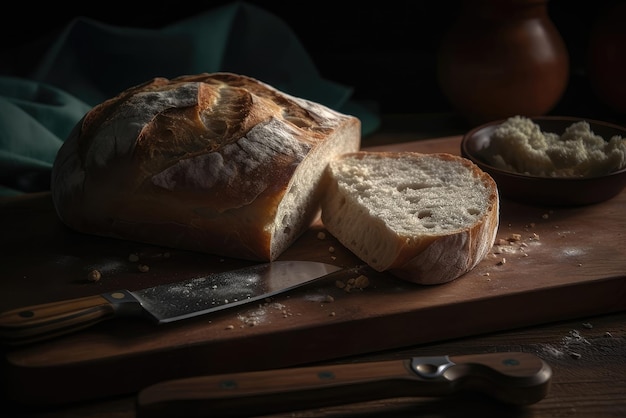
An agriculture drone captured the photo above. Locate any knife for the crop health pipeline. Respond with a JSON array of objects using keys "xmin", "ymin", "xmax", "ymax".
[
  {"xmin": 136, "ymin": 351, "xmax": 552, "ymax": 418},
  {"xmin": 0, "ymin": 261, "xmax": 362, "ymax": 346}
]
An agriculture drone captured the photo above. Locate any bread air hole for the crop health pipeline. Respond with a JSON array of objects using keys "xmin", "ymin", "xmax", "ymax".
[
  {"xmin": 467, "ymin": 208, "xmax": 480, "ymax": 216},
  {"xmin": 417, "ymin": 210, "xmax": 432, "ymax": 219}
]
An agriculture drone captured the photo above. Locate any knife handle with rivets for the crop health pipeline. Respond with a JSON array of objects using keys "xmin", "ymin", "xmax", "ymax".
[
  {"xmin": 0, "ymin": 291, "xmax": 142, "ymax": 345},
  {"xmin": 136, "ymin": 352, "xmax": 552, "ymax": 418}
]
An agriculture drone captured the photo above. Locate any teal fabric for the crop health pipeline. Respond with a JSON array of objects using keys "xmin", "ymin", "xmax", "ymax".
[{"xmin": 0, "ymin": 1, "xmax": 379, "ymax": 196}]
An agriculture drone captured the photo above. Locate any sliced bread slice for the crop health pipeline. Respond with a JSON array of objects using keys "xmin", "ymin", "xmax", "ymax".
[{"xmin": 321, "ymin": 151, "xmax": 499, "ymax": 284}]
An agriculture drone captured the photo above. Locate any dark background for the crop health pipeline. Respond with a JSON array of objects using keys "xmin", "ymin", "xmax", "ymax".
[{"xmin": 2, "ymin": 0, "xmax": 625, "ymax": 129}]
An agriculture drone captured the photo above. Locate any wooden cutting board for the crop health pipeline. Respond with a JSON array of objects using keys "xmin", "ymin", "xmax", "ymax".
[{"xmin": 1, "ymin": 136, "xmax": 625, "ymax": 407}]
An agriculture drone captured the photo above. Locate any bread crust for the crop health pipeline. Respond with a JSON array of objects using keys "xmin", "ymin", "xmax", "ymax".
[
  {"xmin": 321, "ymin": 151, "xmax": 499, "ymax": 284},
  {"xmin": 51, "ymin": 73, "xmax": 360, "ymax": 261}
]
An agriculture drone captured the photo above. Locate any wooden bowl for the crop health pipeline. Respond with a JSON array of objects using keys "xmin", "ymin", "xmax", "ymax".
[{"xmin": 461, "ymin": 116, "xmax": 626, "ymax": 206}]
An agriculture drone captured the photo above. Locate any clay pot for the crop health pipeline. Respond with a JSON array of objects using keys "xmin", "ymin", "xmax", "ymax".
[{"xmin": 437, "ymin": 0, "xmax": 570, "ymax": 125}]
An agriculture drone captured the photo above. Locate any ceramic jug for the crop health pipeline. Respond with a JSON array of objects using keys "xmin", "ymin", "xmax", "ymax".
[{"xmin": 437, "ymin": 0, "xmax": 569, "ymax": 125}]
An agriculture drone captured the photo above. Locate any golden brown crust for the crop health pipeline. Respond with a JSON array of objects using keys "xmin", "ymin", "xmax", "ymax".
[{"xmin": 51, "ymin": 72, "xmax": 360, "ymax": 261}]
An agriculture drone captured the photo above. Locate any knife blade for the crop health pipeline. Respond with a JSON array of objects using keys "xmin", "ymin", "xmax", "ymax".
[
  {"xmin": 136, "ymin": 352, "xmax": 552, "ymax": 418},
  {"xmin": 0, "ymin": 260, "xmax": 359, "ymax": 346}
]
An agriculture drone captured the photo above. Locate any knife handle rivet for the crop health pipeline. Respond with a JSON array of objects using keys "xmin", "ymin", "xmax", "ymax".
[
  {"xmin": 503, "ymin": 358, "xmax": 520, "ymax": 366},
  {"xmin": 110, "ymin": 292, "xmax": 127, "ymax": 300},
  {"xmin": 317, "ymin": 371, "xmax": 335, "ymax": 380},
  {"xmin": 219, "ymin": 380, "xmax": 238, "ymax": 390}
]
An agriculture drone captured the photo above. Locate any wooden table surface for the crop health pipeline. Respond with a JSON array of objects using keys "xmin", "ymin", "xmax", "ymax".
[
  {"xmin": 2, "ymin": 312, "xmax": 624, "ymax": 417},
  {"xmin": 1, "ymin": 114, "xmax": 625, "ymax": 417}
]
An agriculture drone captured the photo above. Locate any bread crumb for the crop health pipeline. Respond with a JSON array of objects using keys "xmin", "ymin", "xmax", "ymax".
[
  {"xmin": 569, "ymin": 352, "xmax": 582, "ymax": 359},
  {"xmin": 128, "ymin": 253, "xmax": 140, "ymax": 262},
  {"xmin": 508, "ymin": 233, "xmax": 522, "ymax": 242},
  {"xmin": 329, "ymin": 311, "xmax": 336, "ymax": 317},
  {"xmin": 243, "ymin": 318, "xmax": 259, "ymax": 327},
  {"xmin": 353, "ymin": 275, "xmax": 370, "ymax": 289},
  {"xmin": 87, "ymin": 269, "xmax": 102, "ymax": 282},
  {"xmin": 328, "ymin": 246, "xmax": 335, "ymax": 253},
  {"xmin": 482, "ymin": 272, "xmax": 490, "ymax": 276},
  {"xmin": 497, "ymin": 258, "xmax": 507, "ymax": 266},
  {"xmin": 317, "ymin": 231, "xmax": 326, "ymax": 240},
  {"xmin": 322, "ymin": 294, "xmax": 335, "ymax": 303},
  {"xmin": 138, "ymin": 264, "xmax": 150, "ymax": 273},
  {"xmin": 336, "ymin": 275, "xmax": 370, "ymax": 293},
  {"xmin": 225, "ymin": 325, "xmax": 235, "ymax": 330},
  {"xmin": 582, "ymin": 322, "xmax": 593, "ymax": 329}
]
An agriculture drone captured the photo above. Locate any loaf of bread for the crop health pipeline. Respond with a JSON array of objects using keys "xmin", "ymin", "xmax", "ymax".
[
  {"xmin": 51, "ymin": 73, "xmax": 361, "ymax": 261},
  {"xmin": 320, "ymin": 151, "xmax": 499, "ymax": 284}
]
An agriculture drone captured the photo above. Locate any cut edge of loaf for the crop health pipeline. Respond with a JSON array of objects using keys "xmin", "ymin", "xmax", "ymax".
[
  {"xmin": 269, "ymin": 115, "xmax": 361, "ymax": 260},
  {"xmin": 320, "ymin": 151, "xmax": 500, "ymax": 284}
]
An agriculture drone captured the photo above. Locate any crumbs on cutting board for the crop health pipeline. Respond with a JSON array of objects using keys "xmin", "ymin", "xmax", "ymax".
[
  {"xmin": 224, "ymin": 270, "xmax": 374, "ymax": 330},
  {"xmin": 477, "ymin": 208, "xmax": 591, "ymax": 279},
  {"xmin": 224, "ymin": 301, "xmax": 293, "ymax": 329},
  {"xmin": 225, "ymin": 291, "xmax": 343, "ymax": 329},
  {"xmin": 478, "ymin": 212, "xmax": 546, "ymax": 278},
  {"xmin": 83, "ymin": 248, "xmax": 174, "ymax": 283},
  {"xmin": 335, "ymin": 275, "xmax": 370, "ymax": 292},
  {"xmin": 488, "ymin": 226, "xmax": 540, "ymax": 266},
  {"xmin": 316, "ymin": 228, "xmax": 339, "ymax": 261}
]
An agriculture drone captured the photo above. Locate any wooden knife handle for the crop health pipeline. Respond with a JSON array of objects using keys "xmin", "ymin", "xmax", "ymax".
[
  {"xmin": 0, "ymin": 293, "xmax": 131, "ymax": 345},
  {"xmin": 136, "ymin": 352, "xmax": 551, "ymax": 418}
]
